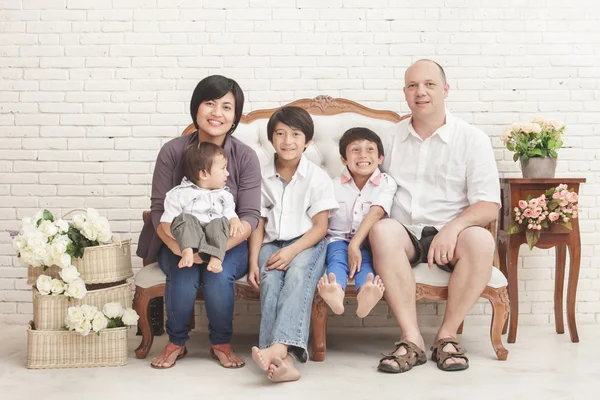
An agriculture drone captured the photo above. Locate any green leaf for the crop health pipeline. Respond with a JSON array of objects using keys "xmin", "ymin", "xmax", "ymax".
[
  {"xmin": 42, "ymin": 209, "xmax": 54, "ymax": 222},
  {"xmin": 529, "ymin": 149, "xmax": 542, "ymax": 156},
  {"xmin": 545, "ymin": 188, "xmax": 555, "ymax": 197},
  {"xmin": 525, "ymin": 229, "xmax": 540, "ymax": 250},
  {"xmin": 521, "ymin": 154, "xmax": 529, "ymax": 165},
  {"xmin": 541, "ymin": 220, "xmax": 549, "ymax": 229},
  {"xmin": 549, "ymin": 150, "xmax": 558, "ymax": 158},
  {"xmin": 507, "ymin": 221, "xmax": 522, "ymax": 235},
  {"xmin": 559, "ymin": 221, "xmax": 572, "ymax": 230},
  {"xmin": 513, "ymin": 152, "xmax": 520, "ymax": 162},
  {"xmin": 547, "ymin": 200, "xmax": 560, "ymax": 211}
]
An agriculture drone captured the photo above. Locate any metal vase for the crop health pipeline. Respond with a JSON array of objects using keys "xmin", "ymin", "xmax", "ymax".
[{"xmin": 520, "ymin": 157, "xmax": 557, "ymax": 178}]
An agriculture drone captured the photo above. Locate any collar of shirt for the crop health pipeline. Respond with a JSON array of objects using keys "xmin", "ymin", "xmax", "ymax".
[
  {"xmin": 264, "ymin": 154, "xmax": 309, "ymax": 180},
  {"xmin": 177, "ymin": 177, "xmax": 230, "ymax": 193},
  {"xmin": 400, "ymin": 109, "xmax": 456, "ymax": 144},
  {"xmin": 339, "ymin": 166, "xmax": 382, "ymax": 186}
]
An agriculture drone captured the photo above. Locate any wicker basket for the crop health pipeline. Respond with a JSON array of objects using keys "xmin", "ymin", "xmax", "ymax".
[
  {"xmin": 27, "ymin": 239, "xmax": 133, "ymax": 285},
  {"xmin": 33, "ymin": 280, "xmax": 134, "ymax": 330},
  {"xmin": 27, "ymin": 321, "xmax": 128, "ymax": 369}
]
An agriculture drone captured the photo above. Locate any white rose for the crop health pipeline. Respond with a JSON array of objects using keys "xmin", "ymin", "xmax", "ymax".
[
  {"xmin": 26, "ymin": 232, "xmax": 47, "ymax": 254},
  {"xmin": 91, "ymin": 312, "xmax": 109, "ymax": 332},
  {"xmin": 12, "ymin": 235, "xmax": 27, "ymax": 251},
  {"xmin": 97, "ymin": 230, "xmax": 112, "ymax": 244},
  {"xmin": 80, "ymin": 305, "xmax": 99, "ymax": 320},
  {"xmin": 72, "ymin": 214, "xmax": 86, "ymax": 230},
  {"xmin": 21, "ymin": 217, "xmax": 37, "ymax": 234},
  {"xmin": 532, "ymin": 116, "xmax": 545, "ymax": 124},
  {"xmin": 19, "ymin": 249, "xmax": 38, "ymax": 266},
  {"xmin": 36, "ymin": 275, "xmax": 53, "ymax": 295},
  {"xmin": 49, "ymin": 240, "xmax": 67, "ymax": 260},
  {"xmin": 121, "ymin": 308, "xmax": 139, "ymax": 326},
  {"xmin": 32, "ymin": 245, "xmax": 50, "ymax": 265},
  {"xmin": 50, "ymin": 279, "xmax": 65, "ymax": 295},
  {"xmin": 93, "ymin": 217, "xmax": 112, "ymax": 243},
  {"xmin": 65, "ymin": 278, "xmax": 87, "ymax": 299},
  {"xmin": 33, "ymin": 211, "xmax": 43, "ymax": 224},
  {"xmin": 86, "ymin": 208, "xmax": 100, "ymax": 221},
  {"xmin": 545, "ymin": 119, "xmax": 564, "ymax": 131},
  {"xmin": 82, "ymin": 221, "xmax": 98, "ymax": 241},
  {"xmin": 531, "ymin": 123, "xmax": 542, "ymax": 134},
  {"xmin": 59, "ymin": 265, "xmax": 80, "ymax": 283},
  {"xmin": 66, "ymin": 306, "xmax": 85, "ymax": 326},
  {"xmin": 102, "ymin": 302, "xmax": 124, "ymax": 319},
  {"xmin": 38, "ymin": 220, "xmax": 58, "ymax": 238},
  {"xmin": 75, "ymin": 318, "xmax": 92, "ymax": 336},
  {"xmin": 54, "ymin": 253, "xmax": 72, "ymax": 269},
  {"xmin": 54, "ymin": 219, "xmax": 69, "ymax": 233}
]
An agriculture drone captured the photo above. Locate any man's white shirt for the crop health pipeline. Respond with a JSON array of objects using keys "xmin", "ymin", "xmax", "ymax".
[
  {"xmin": 261, "ymin": 155, "xmax": 338, "ymax": 243},
  {"xmin": 381, "ymin": 110, "xmax": 500, "ymax": 239}
]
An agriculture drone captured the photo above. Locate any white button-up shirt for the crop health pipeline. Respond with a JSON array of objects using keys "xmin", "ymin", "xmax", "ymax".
[
  {"xmin": 381, "ymin": 110, "xmax": 500, "ymax": 239},
  {"xmin": 261, "ymin": 155, "xmax": 338, "ymax": 243},
  {"xmin": 327, "ymin": 167, "xmax": 397, "ymax": 243},
  {"xmin": 160, "ymin": 177, "xmax": 238, "ymax": 226}
]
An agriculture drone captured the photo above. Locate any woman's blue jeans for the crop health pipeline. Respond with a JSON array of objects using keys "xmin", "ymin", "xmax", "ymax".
[
  {"xmin": 157, "ymin": 242, "xmax": 249, "ymax": 346},
  {"xmin": 258, "ymin": 237, "xmax": 327, "ymax": 358}
]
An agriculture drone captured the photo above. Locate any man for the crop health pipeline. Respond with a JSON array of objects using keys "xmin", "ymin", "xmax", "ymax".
[{"xmin": 372, "ymin": 59, "xmax": 500, "ymax": 373}]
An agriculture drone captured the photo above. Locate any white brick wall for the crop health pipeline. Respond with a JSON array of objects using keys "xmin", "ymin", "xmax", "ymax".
[{"xmin": 2, "ymin": 0, "xmax": 600, "ymax": 327}]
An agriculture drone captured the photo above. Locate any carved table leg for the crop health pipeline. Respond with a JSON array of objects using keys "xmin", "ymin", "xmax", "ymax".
[
  {"xmin": 498, "ymin": 239, "xmax": 509, "ymax": 335},
  {"xmin": 507, "ymin": 238, "xmax": 520, "ymax": 344},
  {"xmin": 310, "ymin": 295, "xmax": 327, "ymax": 362},
  {"xmin": 554, "ymin": 244, "xmax": 566, "ymax": 334},
  {"xmin": 566, "ymin": 229, "xmax": 581, "ymax": 343}
]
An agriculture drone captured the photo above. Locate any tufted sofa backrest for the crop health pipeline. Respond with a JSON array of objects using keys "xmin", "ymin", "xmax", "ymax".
[{"xmin": 183, "ymin": 96, "xmax": 410, "ymax": 178}]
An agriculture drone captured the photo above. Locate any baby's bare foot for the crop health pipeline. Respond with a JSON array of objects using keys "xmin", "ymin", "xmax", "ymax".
[
  {"xmin": 207, "ymin": 256, "xmax": 223, "ymax": 273},
  {"xmin": 251, "ymin": 345, "xmax": 287, "ymax": 372},
  {"xmin": 268, "ymin": 355, "xmax": 301, "ymax": 383},
  {"xmin": 356, "ymin": 273, "xmax": 385, "ymax": 318},
  {"xmin": 178, "ymin": 248, "xmax": 194, "ymax": 269},
  {"xmin": 317, "ymin": 272, "xmax": 345, "ymax": 315}
]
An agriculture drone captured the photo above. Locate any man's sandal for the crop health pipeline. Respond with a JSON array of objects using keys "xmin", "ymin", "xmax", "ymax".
[
  {"xmin": 377, "ymin": 340, "xmax": 427, "ymax": 374},
  {"xmin": 210, "ymin": 343, "xmax": 245, "ymax": 369},
  {"xmin": 150, "ymin": 342, "xmax": 188, "ymax": 369},
  {"xmin": 430, "ymin": 338, "xmax": 469, "ymax": 372}
]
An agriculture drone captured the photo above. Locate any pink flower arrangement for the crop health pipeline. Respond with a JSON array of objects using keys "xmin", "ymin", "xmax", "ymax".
[{"xmin": 508, "ymin": 184, "xmax": 579, "ymax": 249}]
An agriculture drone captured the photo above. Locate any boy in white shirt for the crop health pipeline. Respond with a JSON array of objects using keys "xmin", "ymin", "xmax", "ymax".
[
  {"xmin": 160, "ymin": 142, "xmax": 244, "ymax": 273},
  {"xmin": 247, "ymin": 106, "xmax": 338, "ymax": 383},
  {"xmin": 318, "ymin": 128, "xmax": 397, "ymax": 318}
]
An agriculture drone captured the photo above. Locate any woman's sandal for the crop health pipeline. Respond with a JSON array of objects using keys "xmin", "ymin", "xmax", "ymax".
[
  {"xmin": 430, "ymin": 337, "xmax": 469, "ymax": 372},
  {"xmin": 150, "ymin": 342, "xmax": 188, "ymax": 369},
  {"xmin": 377, "ymin": 340, "xmax": 427, "ymax": 374},
  {"xmin": 210, "ymin": 343, "xmax": 245, "ymax": 369}
]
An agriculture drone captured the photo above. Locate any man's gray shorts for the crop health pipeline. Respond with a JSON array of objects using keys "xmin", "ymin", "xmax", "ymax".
[
  {"xmin": 170, "ymin": 213, "xmax": 229, "ymax": 262},
  {"xmin": 405, "ymin": 225, "xmax": 454, "ymax": 273}
]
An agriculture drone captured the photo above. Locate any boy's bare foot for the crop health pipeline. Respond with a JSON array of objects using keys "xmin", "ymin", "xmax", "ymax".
[
  {"xmin": 207, "ymin": 256, "xmax": 223, "ymax": 273},
  {"xmin": 268, "ymin": 355, "xmax": 301, "ymax": 383},
  {"xmin": 178, "ymin": 248, "xmax": 193, "ymax": 268},
  {"xmin": 251, "ymin": 344, "xmax": 287, "ymax": 371},
  {"xmin": 356, "ymin": 273, "xmax": 385, "ymax": 318},
  {"xmin": 317, "ymin": 272, "xmax": 345, "ymax": 315}
]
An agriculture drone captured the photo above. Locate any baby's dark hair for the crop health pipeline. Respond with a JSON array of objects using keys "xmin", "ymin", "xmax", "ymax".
[
  {"xmin": 339, "ymin": 127, "xmax": 384, "ymax": 160},
  {"xmin": 266, "ymin": 106, "xmax": 314, "ymax": 143},
  {"xmin": 182, "ymin": 141, "xmax": 227, "ymax": 183}
]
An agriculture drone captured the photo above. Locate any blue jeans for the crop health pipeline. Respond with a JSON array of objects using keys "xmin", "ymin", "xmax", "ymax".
[
  {"xmin": 258, "ymin": 238, "xmax": 327, "ymax": 357},
  {"xmin": 326, "ymin": 240, "xmax": 374, "ymax": 292},
  {"xmin": 157, "ymin": 242, "xmax": 249, "ymax": 346}
]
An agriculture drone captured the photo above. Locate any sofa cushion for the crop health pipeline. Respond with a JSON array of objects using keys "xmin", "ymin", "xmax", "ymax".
[{"xmin": 135, "ymin": 262, "xmax": 507, "ymax": 290}]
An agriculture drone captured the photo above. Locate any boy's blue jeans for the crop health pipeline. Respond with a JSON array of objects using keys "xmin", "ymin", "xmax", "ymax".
[
  {"xmin": 157, "ymin": 242, "xmax": 249, "ymax": 347},
  {"xmin": 326, "ymin": 240, "xmax": 374, "ymax": 292},
  {"xmin": 258, "ymin": 237, "xmax": 327, "ymax": 359}
]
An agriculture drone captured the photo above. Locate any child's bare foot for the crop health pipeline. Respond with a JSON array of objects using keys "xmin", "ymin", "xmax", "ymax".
[
  {"xmin": 207, "ymin": 256, "xmax": 223, "ymax": 273},
  {"xmin": 178, "ymin": 248, "xmax": 193, "ymax": 268},
  {"xmin": 317, "ymin": 272, "xmax": 345, "ymax": 315},
  {"xmin": 356, "ymin": 273, "xmax": 385, "ymax": 318},
  {"xmin": 251, "ymin": 344, "xmax": 287, "ymax": 372},
  {"xmin": 268, "ymin": 355, "xmax": 301, "ymax": 383}
]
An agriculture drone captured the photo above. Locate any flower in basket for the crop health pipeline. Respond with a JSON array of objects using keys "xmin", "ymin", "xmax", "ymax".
[
  {"xmin": 36, "ymin": 273, "xmax": 87, "ymax": 299},
  {"xmin": 12, "ymin": 210, "xmax": 72, "ymax": 269},
  {"xmin": 500, "ymin": 117, "xmax": 565, "ymax": 165},
  {"xmin": 507, "ymin": 183, "xmax": 579, "ymax": 249},
  {"xmin": 66, "ymin": 208, "xmax": 113, "ymax": 259},
  {"xmin": 65, "ymin": 303, "xmax": 139, "ymax": 336}
]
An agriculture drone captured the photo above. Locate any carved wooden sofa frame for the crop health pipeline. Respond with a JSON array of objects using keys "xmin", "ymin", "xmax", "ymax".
[{"xmin": 133, "ymin": 96, "xmax": 510, "ymax": 362}]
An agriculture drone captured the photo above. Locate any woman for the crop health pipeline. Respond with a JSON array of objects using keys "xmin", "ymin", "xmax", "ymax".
[{"xmin": 137, "ymin": 75, "xmax": 261, "ymax": 369}]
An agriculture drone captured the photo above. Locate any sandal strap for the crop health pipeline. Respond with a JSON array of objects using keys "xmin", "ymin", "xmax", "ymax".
[
  {"xmin": 379, "ymin": 340, "xmax": 425, "ymax": 369},
  {"xmin": 211, "ymin": 343, "xmax": 233, "ymax": 358}
]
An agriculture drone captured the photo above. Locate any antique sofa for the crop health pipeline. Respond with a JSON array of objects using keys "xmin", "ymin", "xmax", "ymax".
[{"xmin": 133, "ymin": 96, "xmax": 510, "ymax": 362}]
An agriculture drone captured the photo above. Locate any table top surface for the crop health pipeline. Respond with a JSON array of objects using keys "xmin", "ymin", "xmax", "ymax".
[{"xmin": 500, "ymin": 178, "xmax": 586, "ymax": 184}]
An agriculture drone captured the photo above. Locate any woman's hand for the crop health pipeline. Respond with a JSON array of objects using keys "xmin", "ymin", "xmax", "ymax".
[
  {"xmin": 266, "ymin": 245, "xmax": 299, "ymax": 271},
  {"xmin": 247, "ymin": 263, "xmax": 260, "ymax": 291}
]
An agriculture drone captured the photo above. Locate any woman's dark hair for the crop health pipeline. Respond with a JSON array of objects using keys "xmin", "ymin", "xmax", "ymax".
[
  {"xmin": 182, "ymin": 142, "xmax": 227, "ymax": 183},
  {"xmin": 189, "ymin": 75, "xmax": 244, "ymax": 134},
  {"xmin": 339, "ymin": 127, "xmax": 384, "ymax": 160},
  {"xmin": 266, "ymin": 106, "xmax": 314, "ymax": 143}
]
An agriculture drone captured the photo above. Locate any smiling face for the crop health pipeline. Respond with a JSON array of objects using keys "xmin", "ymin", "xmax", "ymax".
[
  {"xmin": 403, "ymin": 60, "xmax": 449, "ymax": 121},
  {"xmin": 195, "ymin": 92, "xmax": 236, "ymax": 141},
  {"xmin": 198, "ymin": 154, "xmax": 229, "ymax": 190},
  {"xmin": 271, "ymin": 122, "xmax": 310, "ymax": 164},
  {"xmin": 342, "ymin": 139, "xmax": 383, "ymax": 179}
]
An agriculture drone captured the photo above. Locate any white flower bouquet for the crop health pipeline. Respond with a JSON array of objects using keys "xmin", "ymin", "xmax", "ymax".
[
  {"xmin": 36, "ymin": 270, "xmax": 87, "ymax": 300},
  {"xmin": 65, "ymin": 302, "xmax": 139, "ymax": 336}
]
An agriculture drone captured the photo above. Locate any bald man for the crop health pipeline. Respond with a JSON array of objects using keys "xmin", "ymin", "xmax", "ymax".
[{"xmin": 372, "ymin": 59, "xmax": 501, "ymax": 373}]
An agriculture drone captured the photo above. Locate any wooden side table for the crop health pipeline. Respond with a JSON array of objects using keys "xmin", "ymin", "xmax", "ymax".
[{"xmin": 497, "ymin": 178, "xmax": 585, "ymax": 344}]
